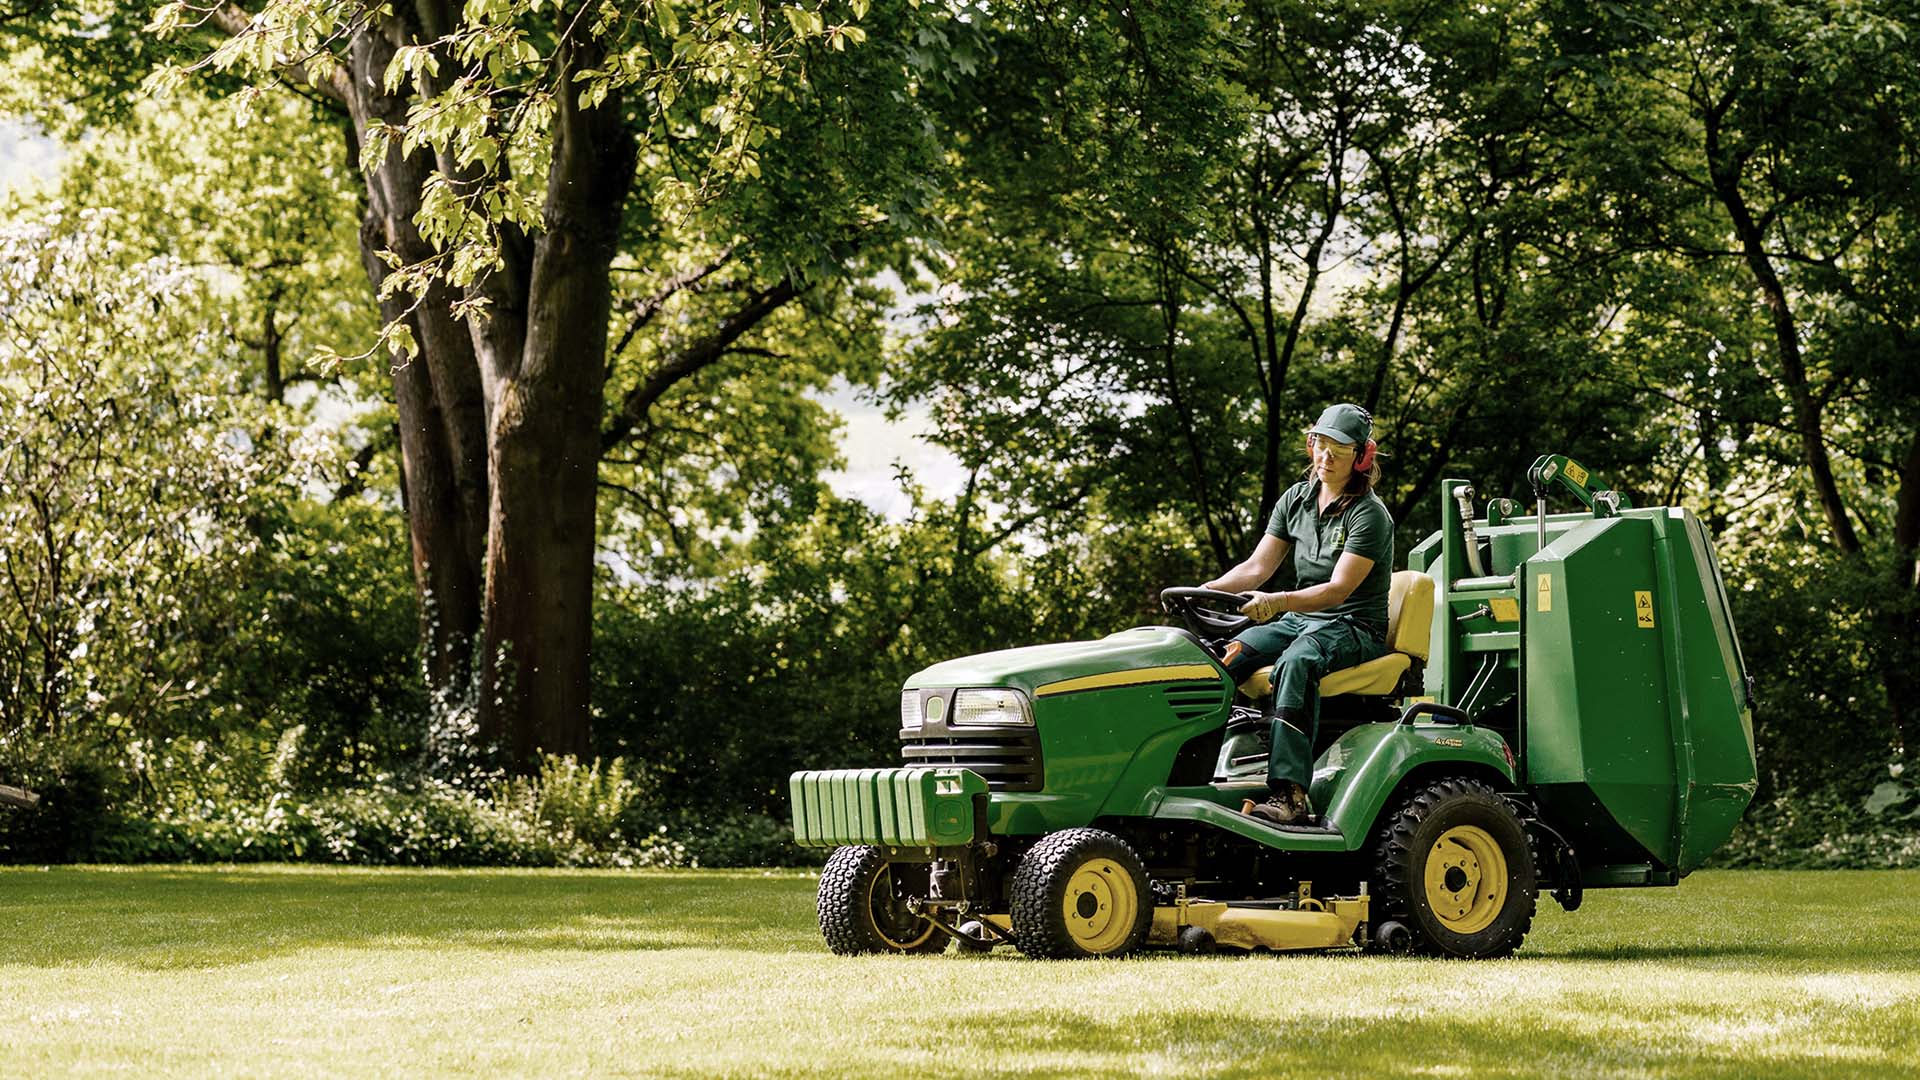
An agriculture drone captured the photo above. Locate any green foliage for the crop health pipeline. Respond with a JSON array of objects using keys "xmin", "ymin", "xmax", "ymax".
[
  {"xmin": 0, "ymin": 204, "xmax": 420, "ymax": 796},
  {"xmin": 491, "ymin": 754, "xmax": 646, "ymax": 851},
  {"xmin": 2, "ymin": 0, "xmax": 1916, "ymax": 867},
  {"xmin": 591, "ymin": 500, "xmax": 941, "ymax": 816},
  {"xmin": 219, "ymin": 498, "xmax": 425, "ymax": 788},
  {"xmin": 0, "ymin": 210, "xmax": 285, "ymax": 744},
  {"xmin": 0, "ymin": 756, "xmax": 113, "ymax": 863},
  {"xmin": 52, "ymin": 89, "xmax": 374, "ymax": 393},
  {"xmin": 0, "ymin": 746, "xmax": 703, "ymax": 868},
  {"xmin": 1714, "ymin": 776, "xmax": 1920, "ymax": 870},
  {"xmin": 655, "ymin": 807, "xmax": 817, "ymax": 868}
]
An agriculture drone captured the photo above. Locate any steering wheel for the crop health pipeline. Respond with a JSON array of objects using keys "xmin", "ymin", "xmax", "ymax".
[{"xmin": 1159, "ymin": 587, "xmax": 1256, "ymax": 643}]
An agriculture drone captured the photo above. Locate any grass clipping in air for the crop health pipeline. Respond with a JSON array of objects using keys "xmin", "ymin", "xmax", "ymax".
[{"xmin": 3, "ymin": 866, "xmax": 1918, "ymax": 1078}]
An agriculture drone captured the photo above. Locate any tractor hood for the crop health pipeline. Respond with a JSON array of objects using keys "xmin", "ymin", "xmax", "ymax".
[{"xmin": 903, "ymin": 626, "xmax": 1224, "ymax": 700}]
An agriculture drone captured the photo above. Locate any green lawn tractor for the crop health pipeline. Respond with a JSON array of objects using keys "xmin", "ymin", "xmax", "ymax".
[{"xmin": 790, "ymin": 454, "xmax": 1757, "ymax": 959}]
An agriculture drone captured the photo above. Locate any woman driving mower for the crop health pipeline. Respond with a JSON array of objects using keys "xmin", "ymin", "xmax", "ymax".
[{"xmin": 1201, "ymin": 403, "xmax": 1395, "ymax": 825}]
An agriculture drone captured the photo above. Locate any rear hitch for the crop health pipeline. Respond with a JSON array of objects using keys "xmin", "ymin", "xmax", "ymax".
[{"xmin": 1509, "ymin": 801, "xmax": 1584, "ymax": 912}]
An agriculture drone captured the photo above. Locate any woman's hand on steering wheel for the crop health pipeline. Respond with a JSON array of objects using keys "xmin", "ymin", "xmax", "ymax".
[
  {"xmin": 1158, "ymin": 586, "xmax": 1257, "ymax": 642},
  {"xmin": 1240, "ymin": 591, "xmax": 1288, "ymax": 622}
]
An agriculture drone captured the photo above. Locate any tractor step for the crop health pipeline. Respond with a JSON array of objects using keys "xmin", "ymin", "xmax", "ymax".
[
  {"xmin": 1203, "ymin": 780, "xmax": 1343, "ymax": 835},
  {"xmin": 1263, "ymin": 821, "xmax": 1342, "ymax": 836}
]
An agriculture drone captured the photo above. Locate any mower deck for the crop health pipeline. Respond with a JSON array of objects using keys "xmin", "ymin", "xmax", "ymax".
[{"xmin": 966, "ymin": 885, "xmax": 1370, "ymax": 954}]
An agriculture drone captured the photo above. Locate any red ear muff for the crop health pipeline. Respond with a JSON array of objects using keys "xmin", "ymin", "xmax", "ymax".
[{"xmin": 1354, "ymin": 439, "xmax": 1377, "ymax": 471}]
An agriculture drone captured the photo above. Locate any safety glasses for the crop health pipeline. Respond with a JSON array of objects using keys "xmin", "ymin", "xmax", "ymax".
[{"xmin": 1308, "ymin": 434, "xmax": 1357, "ymax": 459}]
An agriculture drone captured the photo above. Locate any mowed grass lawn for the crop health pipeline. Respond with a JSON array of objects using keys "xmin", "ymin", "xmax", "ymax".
[{"xmin": 2, "ymin": 866, "xmax": 1917, "ymax": 1078}]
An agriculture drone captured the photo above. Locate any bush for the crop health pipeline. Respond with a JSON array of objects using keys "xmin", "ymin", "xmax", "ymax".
[
  {"xmin": 651, "ymin": 808, "xmax": 821, "ymax": 869},
  {"xmin": 493, "ymin": 754, "xmax": 646, "ymax": 851},
  {"xmin": 1711, "ymin": 765, "xmax": 1920, "ymax": 870},
  {"xmin": 0, "ymin": 759, "xmax": 113, "ymax": 863},
  {"xmin": 1, "ymin": 749, "xmax": 700, "ymax": 868},
  {"xmin": 88, "ymin": 782, "xmax": 696, "ymax": 868}
]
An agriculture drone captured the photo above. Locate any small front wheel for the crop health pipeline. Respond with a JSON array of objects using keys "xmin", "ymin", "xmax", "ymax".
[
  {"xmin": 1009, "ymin": 828, "xmax": 1153, "ymax": 959},
  {"xmin": 817, "ymin": 845, "xmax": 950, "ymax": 955},
  {"xmin": 1176, "ymin": 925, "xmax": 1216, "ymax": 955}
]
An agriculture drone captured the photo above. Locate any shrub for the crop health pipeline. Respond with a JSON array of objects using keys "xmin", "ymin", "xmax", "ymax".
[
  {"xmin": 493, "ymin": 754, "xmax": 647, "ymax": 851},
  {"xmin": 651, "ymin": 808, "xmax": 820, "ymax": 869},
  {"xmin": 1711, "ymin": 765, "xmax": 1920, "ymax": 870}
]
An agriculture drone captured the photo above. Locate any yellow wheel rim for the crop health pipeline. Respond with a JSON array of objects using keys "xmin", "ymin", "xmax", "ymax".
[
  {"xmin": 1061, "ymin": 858, "xmax": 1138, "ymax": 954},
  {"xmin": 1424, "ymin": 825, "xmax": 1508, "ymax": 935},
  {"xmin": 867, "ymin": 864, "xmax": 937, "ymax": 950}
]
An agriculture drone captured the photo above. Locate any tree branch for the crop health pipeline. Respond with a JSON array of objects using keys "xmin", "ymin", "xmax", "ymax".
[
  {"xmin": 208, "ymin": 3, "xmax": 351, "ymax": 104},
  {"xmin": 599, "ymin": 277, "xmax": 801, "ymax": 454},
  {"xmin": 606, "ymin": 245, "xmax": 739, "ymax": 365},
  {"xmin": 962, "ymin": 479, "xmax": 1095, "ymax": 559}
]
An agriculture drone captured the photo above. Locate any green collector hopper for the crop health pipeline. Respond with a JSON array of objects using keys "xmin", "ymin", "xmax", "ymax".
[
  {"xmin": 1410, "ymin": 458, "xmax": 1756, "ymax": 883},
  {"xmin": 1525, "ymin": 509, "xmax": 1757, "ymax": 874}
]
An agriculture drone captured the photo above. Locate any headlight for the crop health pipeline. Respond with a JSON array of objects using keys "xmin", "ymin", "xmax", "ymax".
[
  {"xmin": 899, "ymin": 692, "xmax": 948, "ymax": 728},
  {"xmin": 951, "ymin": 688, "xmax": 1032, "ymax": 726}
]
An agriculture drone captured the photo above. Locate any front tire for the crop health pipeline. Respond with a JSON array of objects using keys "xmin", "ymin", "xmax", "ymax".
[
  {"xmin": 817, "ymin": 845, "xmax": 950, "ymax": 955},
  {"xmin": 1373, "ymin": 778, "xmax": 1536, "ymax": 958},
  {"xmin": 1010, "ymin": 828, "xmax": 1153, "ymax": 959}
]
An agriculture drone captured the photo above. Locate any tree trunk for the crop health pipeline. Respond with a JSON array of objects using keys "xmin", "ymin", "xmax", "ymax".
[
  {"xmin": 345, "ymin": 24, "xmax": 491, "ymax": 692},
  {"xmin": 1880, "ymin": 427, "xmax": 1920, "ymax": 753},
  {"xmin": 262, "ymin": 300, "xmax": 285, "ymax": 403},
  {"xmin": 1153, "ymin": 245, "xmax": 1230, "ymax": 569},
  {"xmin": 1703, "ymin": 109, "xmax": 1860, "ymax": 555},
  {"xmin": 474, "ymin": 33, "xmax": 635, "ymax": 769},
  {"xmin": 202, "ymin": 1, "xmax": 628, "ymax": 769},
  {"xmin": 1254, "ymin": 194, "xmax": 1283, "ymax": 527}
]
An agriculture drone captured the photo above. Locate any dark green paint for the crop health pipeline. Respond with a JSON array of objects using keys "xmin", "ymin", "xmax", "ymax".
[
  {"xmin": 902, "ymin": 626, "xmax": 1218, "ymax": 697},
  {"xmin": 1153, "ymin": 721, "xmax": 1515, "ymax": 852},
  {"xmin": 790, "ymin": 767, "xmax": 988, "ymax": 848},
  {"xmin": 1412, "ymin": 479, "xmax": 1756, "ymax": 876}
]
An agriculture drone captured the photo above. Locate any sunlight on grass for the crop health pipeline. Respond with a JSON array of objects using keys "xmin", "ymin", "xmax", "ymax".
[{"xmin": 3, "ymin": 867, "xmax": 1917, "ymax": 1077}]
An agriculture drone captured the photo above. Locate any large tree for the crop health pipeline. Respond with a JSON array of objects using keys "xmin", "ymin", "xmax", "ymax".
[
  {"xmin": 4, "ymin": 0, "xmax": 979, "ymax": 767},
  {"xmin": 1565, "ymin": 0, "xmax": 1920, "ymax": 752},
  {"xmin": 897, "ymin": 0, "xmax": 1656, "ymax": 578}
]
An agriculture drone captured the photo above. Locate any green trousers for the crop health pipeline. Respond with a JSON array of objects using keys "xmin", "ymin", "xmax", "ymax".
[{"xmin": 1222, "ymin": 613, "xmax": 1387, "ymax": 792}]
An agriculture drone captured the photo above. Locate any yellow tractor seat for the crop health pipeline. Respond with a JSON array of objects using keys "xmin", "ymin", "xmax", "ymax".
[{"xmin": 1236, "ymin": 571, "xmax": 1436, "ymax": 700}]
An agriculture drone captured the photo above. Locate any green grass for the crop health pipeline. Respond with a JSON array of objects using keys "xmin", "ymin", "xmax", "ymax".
[{"xmin": 2, "ymin": 867, "xmax": 1917, "ymax": 1078}]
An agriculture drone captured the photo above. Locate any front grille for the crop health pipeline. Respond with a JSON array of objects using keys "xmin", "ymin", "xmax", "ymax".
[
  {"xmin": 1163, "ymin": 679, "xmax": 1229, "ymax": 720},
  {"xmin": 901, "ymin": 726, "xmax": 1043, "ymax": 792}
]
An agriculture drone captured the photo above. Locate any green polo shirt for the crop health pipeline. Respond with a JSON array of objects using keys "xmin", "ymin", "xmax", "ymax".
[{"xmin": 1264, "ymin": 480, "xmax": 1395, "ymax": 637}]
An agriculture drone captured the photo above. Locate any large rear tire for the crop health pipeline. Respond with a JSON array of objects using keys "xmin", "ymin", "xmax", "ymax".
[
  {"xmin": 817, "ymin": 845, "xmax": 950, "ymax": 955},
  {"xmin": 1373, "ymin": 778, "xmax": 1535, "ymax": 958},
  {"xmin": 1009, "ymin": 828, "xmax": 1153, "ymax": 959}
]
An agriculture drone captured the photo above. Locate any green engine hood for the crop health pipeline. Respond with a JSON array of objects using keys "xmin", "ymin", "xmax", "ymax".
[{"xmin": 902, "ymin": 626, "xmax": 1222, "ymax": 698}]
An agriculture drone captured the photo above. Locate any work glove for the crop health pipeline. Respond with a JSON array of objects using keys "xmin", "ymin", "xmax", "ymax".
[{"xmin": 1240, "ymin": 591, "xmax": 1287, "ymax": 622}]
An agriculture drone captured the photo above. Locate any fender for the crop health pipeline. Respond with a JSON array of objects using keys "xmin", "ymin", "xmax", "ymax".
[
  {"xmin": 1316, "ymin": 721, "xmax": 1517, "ymax": 846},
  {"xmin": 1137, "ymin": 718, "xmax": 1518, "ymax": 854}
]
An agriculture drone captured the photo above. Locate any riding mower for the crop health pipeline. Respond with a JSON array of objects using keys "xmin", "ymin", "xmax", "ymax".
[{"xmin": 789, "ymin": 455, "xmax": 1757, "ymax": 959}]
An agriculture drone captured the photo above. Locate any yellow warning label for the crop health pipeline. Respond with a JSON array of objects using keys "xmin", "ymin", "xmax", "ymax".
[
  {"xmin": 1489, "ymin": 596, "xmax": 1520, "ymax": 623},
  {"xmin": 1536, "ymin": 574, "xmax": 1552, "ymax": 612},
  {"xmin": 1635, "ymin": 589, "xmax": 1655, "ymax": 628},
  {"xmin": 1564, "ymin": 460, "xmax": 1589, "ymax": 487}
]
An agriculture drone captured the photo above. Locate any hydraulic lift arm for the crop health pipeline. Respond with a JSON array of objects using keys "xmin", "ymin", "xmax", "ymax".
[
  {"xmin": 1525, "ymin": 454, "xmax": 1633, "ymax": 553},
  {"xmin": 1526, "ymin": 454, "xmax": 1632, "ymax": 514}
]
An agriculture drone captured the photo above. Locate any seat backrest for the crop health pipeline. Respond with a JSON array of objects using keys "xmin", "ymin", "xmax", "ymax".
[{"xmin": 1385, "ymin": 571, "xmax": 1436, "ymax": 662}]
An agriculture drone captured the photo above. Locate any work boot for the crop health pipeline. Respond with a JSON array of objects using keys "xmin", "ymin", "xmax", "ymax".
[{"xmin": 1244, "ymin": 783, "xmax": 1312, "ymax": 825}]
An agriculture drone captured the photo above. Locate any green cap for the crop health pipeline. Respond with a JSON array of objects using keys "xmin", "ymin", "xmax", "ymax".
[{"xmin": 1308, "ymin": 403, "xmax": 1372, "ymax": 445}]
